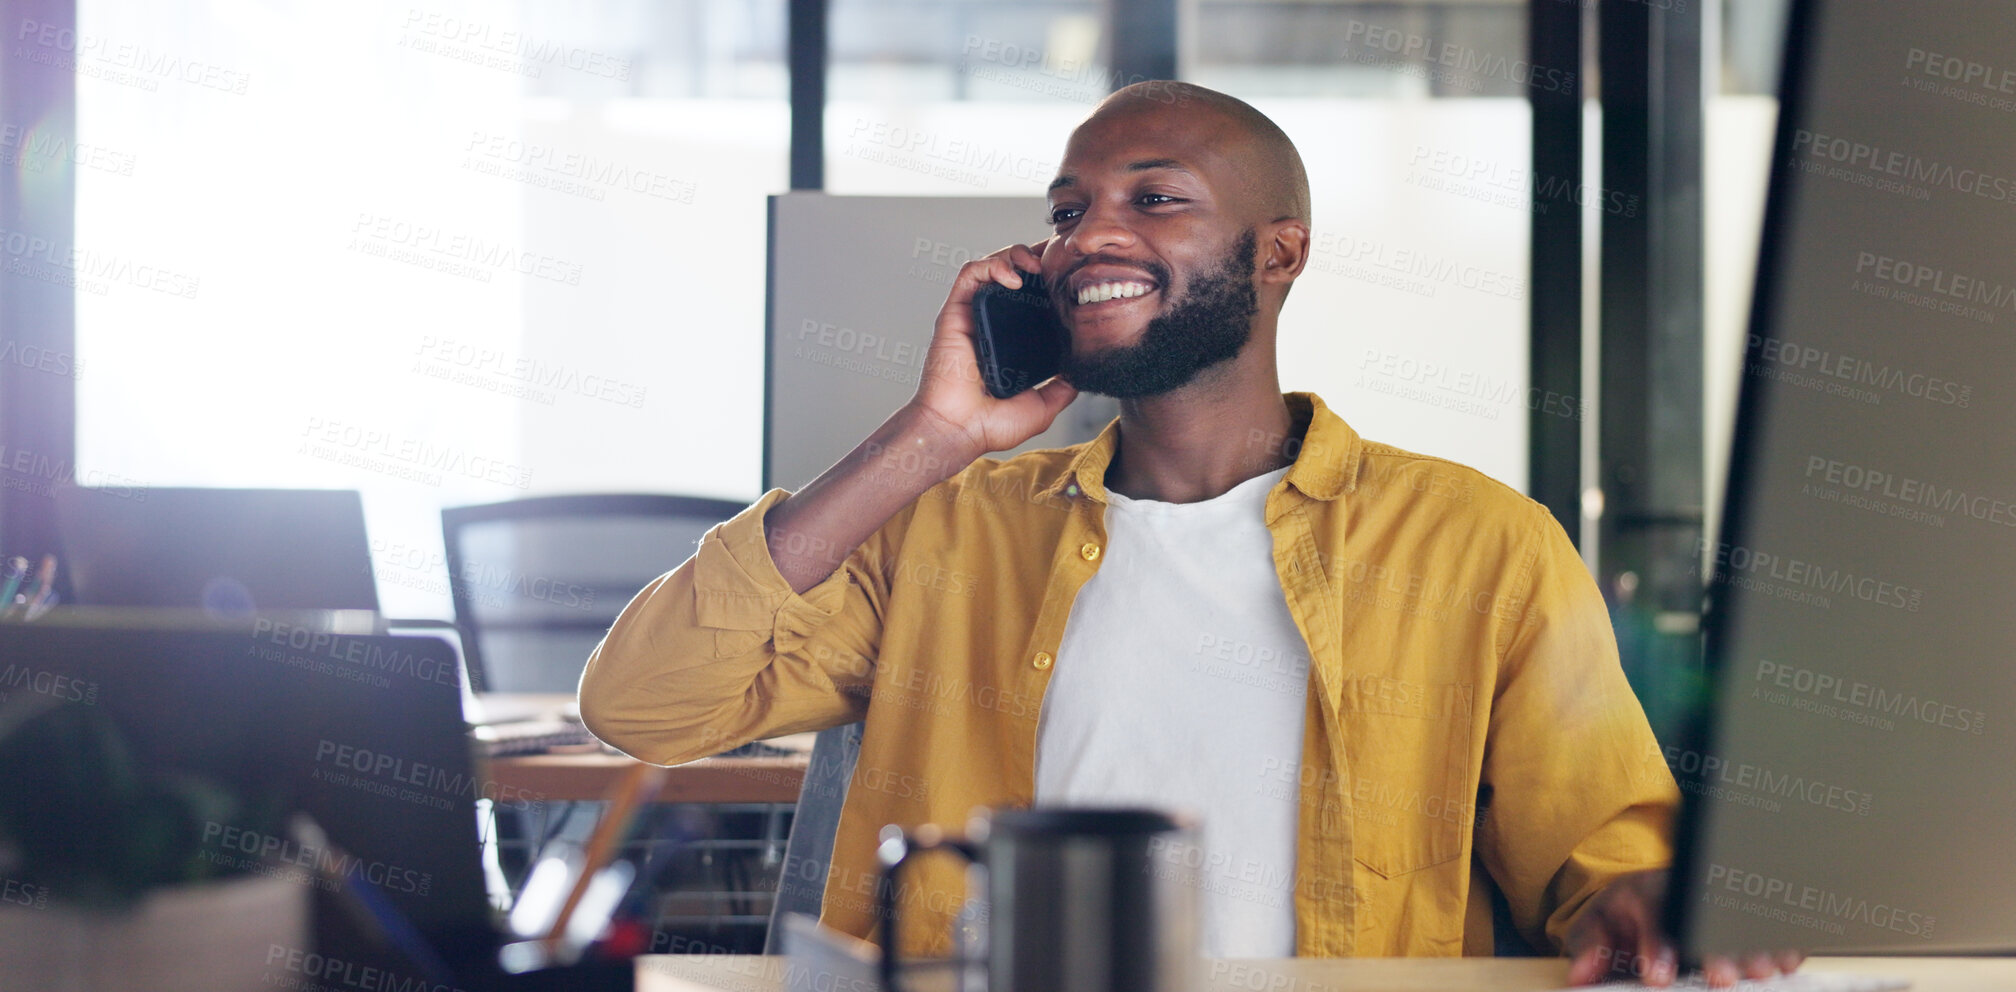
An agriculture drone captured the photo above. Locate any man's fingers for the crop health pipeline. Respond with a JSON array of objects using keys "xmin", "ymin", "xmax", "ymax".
[
  {"xmin": 991, "ymin": 254, "xmax": 1024, "ymax": 289},
  {"xmin": 1639, "ymin": 942, "xmax": 1677, "ymax": 986},
  {"xmin": 1695, "ymin": 949, "xmax": 1801, "ymax": 988},
  {"xmin": 1566, "ymin": 947, "xmax": 1606, "ymax": 986},
  {"xmin": 944, "ymin": 257, "xmax": 1008, "ymax": 306},
  {"xmin": 986, "ymin": 243, "xmax": 1045, "ymax": 288},
  {"xmin": 1741, "ymin": 952, "xmax": 1777, "ymax": 979},
  {"xmin": 1032, "ymin": 376, "xmax": 1078, "ymax": 421},
  {"xmin": 1007, "ymin": 243, "xmax": 1043, "ymax": 273},
  {"xmin": 1565, "ymin": 872, "xmax": 1680, "ymax": 986},
  {"xmin": 1560, "ymin": 917, "xmax": 1599, "ymax": 984},
  {"xmin": 1599, "ymin": 887, "xmax": 1645, "ymax": 979},
  {"xmin": 1702, "ymin": 955, "xmax": 1741, "ymax": 989},
  {"xmin": 1625, "ymin": 887, "xmax": 1674, "ymax": 984},
  {"xmin": 1566, "ymin": 907, "xmax": 1644, "ymax": 985}
]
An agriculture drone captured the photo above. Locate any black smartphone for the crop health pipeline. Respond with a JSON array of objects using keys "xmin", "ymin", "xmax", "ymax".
[{"xmin": 971, "ymin": 273, "xmax": 1067, "ymax": 399}]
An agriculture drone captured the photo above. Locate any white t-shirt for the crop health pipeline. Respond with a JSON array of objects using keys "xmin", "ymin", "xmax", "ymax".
[{"xmin": 1034, "ymin": 465, "xmax": 1311, "ymax": 958}]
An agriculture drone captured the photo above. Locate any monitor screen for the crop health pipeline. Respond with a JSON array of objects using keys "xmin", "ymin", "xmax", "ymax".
[
  {"xmin": 1676, "ymin": 0, "xmax": 2016, "ymax": 957},
  {"xmin": 763, "ymin": 193, "xmax": 1121, "ymax": 493}
]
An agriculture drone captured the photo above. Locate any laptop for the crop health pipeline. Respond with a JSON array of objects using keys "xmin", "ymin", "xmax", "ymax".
[
  {"xmin": 52, "ymin": 487, "xmax": 380, "ymax": 616},
  {"xmin": 0, "ymin": 624, "xmax": 630, "ymax": 989}
]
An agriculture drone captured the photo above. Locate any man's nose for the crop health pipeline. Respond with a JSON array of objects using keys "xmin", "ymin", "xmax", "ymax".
[{"xmin": 1063, "ymin": 203, "xmax": 1138, "ymax": 256}]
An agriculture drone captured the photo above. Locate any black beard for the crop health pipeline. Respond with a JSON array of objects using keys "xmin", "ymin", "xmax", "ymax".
[{"xmin": 1060, "ymin": 228, "xmax": 1260, "ymax": 399}]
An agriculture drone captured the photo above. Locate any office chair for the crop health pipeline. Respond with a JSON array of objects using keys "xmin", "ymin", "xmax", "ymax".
[
  {"xmin": 763, "ymin": 722, "xmax": 863, "ymax": 952},
  {"xmin": 445, "ymin": 493, "xmax": 801, "ymax": 948},
  {"xmin": 441, "ymin": 493, "xmax": 745, "ymax": 694}
]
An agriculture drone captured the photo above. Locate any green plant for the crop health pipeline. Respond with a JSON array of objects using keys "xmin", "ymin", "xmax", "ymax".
[{"xmin": 0, "ymin": 693, "xmax": 286, "ymax": 908}]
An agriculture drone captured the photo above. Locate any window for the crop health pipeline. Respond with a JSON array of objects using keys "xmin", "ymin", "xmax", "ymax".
[
  {"xmin": 826, "ymin": 0, "xmax": 1106, "ymax": 196},
  {"xmin": 1187, "ymin": 0, "xmax": 1535, "ymax": 491},
  {"xmin": 1705, "ymin": 0, "xmax": 1791, "ymax": 542},
  {"xmin": 71, "ymin": 0, "xmax": 786, "ymax": 616}
]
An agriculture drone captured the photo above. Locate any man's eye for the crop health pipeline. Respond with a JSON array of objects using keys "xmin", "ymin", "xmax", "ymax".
[
  {"xmin": 1138, "ymin": 193, "xmax": 1180, "ymax": 206},
  {"xmin": 1049, "ymin": 207, "xmax": 1082, "ymax": 225}
]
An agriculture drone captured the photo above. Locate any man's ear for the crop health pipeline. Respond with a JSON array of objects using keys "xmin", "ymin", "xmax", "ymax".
[{"xmin": 1257, "ymin": 220, "xmax": 1311, "ymax": 289}]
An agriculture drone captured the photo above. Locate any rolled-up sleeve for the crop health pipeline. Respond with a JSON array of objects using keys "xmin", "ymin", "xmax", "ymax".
[
  {"xmin": 577, "ymin": 487, "xmax": 907, "ymax": 765},
  {"xmin": 1474, "ymin": 510, "xmax": 1682, "ymax": 953}
]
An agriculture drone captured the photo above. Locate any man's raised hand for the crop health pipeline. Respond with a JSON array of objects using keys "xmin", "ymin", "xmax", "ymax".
[{"xmin": 910, "ymin": 239, "xmax": 1079, "ymax": 461}]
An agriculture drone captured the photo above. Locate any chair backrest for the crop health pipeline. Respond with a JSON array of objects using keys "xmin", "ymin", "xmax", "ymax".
[
  {"xmin": 441, "ymin": 493, "xmax": 745, "ymax": 694},
  {"xmin": 764, "ymin": 721, "xmax": 862, "ymax": 953}
]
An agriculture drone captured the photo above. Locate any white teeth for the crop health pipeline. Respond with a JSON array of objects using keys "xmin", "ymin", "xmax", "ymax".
[{"xmin": 1076, "ymin": 281, "xmax": 1154, "ymax": 305}]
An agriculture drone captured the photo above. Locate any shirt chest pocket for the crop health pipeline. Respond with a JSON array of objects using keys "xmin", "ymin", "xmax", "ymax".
[{"xmin": 1339, "ymin": 677, "xmax": 1476, "ymax": 879}]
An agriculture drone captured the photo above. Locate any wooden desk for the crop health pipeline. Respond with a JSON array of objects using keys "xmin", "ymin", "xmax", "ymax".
[
  {"xmin": 477, "ymin": 749, "xmax": 807, "ymax": 940},
  {"xmin": 486, "ymin": 752, "xmax": 808, "ymax": 804},
  {"xmin": 472, "ymin": 694, "xmax": 811, "ymax": 804},
  {"xmin": 634, "ymin": 954, "xmax": 2016, "ymax": 992}
]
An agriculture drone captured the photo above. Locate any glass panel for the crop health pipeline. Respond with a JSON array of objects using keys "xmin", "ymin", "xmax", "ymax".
[
  {"xmin": 1187, "ymin": 0, "xmax": 1534, "ymax": 491},
  {"xmin": 827, "ymin": 0, "xmax": 1107, "ymax": 196},
  {"xmin": 1705, "ymin": 0, "xmax": 1794, "ymax": 543},
  {"xmin": 1192, "ymin": 1, "xmax": 1531, "ymax": 98},
  {"xmin": 828, "ymin": 0, "xmax": 1533, "ymax": 489}
]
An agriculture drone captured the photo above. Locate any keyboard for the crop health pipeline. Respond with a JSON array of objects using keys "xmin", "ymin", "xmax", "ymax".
[
  {"xmin": 470, "ymin": 718, "xmax": 600, "ymax": 757},
  {"xmin": 1560, "ymin": 972, "xmax": 1909, "ymax": 992}
]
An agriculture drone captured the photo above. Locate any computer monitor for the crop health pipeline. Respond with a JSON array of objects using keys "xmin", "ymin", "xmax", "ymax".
[
  {"xmin": 1673, "ymin": 0, "xmax": 2016, "ymax": 958},
  {"xmin": 763, "ymin": 193, "xmax": 1122, "ymax": 493},
  {"xmin": 0, "ymin": 625, "xmax": 502, "ymax": 980},
  {"xmin": 52, "ymin": 487, "xmax": 380, "ymax": 614}
]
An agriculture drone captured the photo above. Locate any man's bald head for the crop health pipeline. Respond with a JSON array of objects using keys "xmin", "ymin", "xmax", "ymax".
[
  {"xmin": 1040, "ymin": 78, "xmax": 1316, "ymax": 394},
  {"xmin": 1076, "ymin": 81, "xmax": 1311, "ymax": 229}
]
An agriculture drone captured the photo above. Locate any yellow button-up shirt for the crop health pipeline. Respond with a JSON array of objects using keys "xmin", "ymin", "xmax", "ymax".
[{"xmin": 579, "ymin": 391, "xmax": 1679, "ymax": 958}]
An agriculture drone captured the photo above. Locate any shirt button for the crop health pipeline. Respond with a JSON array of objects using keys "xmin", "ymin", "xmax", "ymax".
[
  {"xmin": 1079, "ymin": 543, "xmax": 1101, "ymax": 561},
  {"xmin": 1033, "ymin": 652, "xmax": 1053, "ymax": 670}
]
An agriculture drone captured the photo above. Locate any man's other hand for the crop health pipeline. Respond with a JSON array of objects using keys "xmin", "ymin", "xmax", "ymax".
[{"xmin": 1564, "ymin": 869, "xmax": 1805, "ymax": 987}]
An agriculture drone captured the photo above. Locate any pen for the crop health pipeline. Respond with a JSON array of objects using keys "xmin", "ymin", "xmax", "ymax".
[
  {"xmin": 543, "ymin": 760, "xmax": 667, "ymax": 953},
  {"xmin": 25, "ymin": 555, "xmax": 56, "ymax": 610},
  {"xmin": 23, "ymin": 589, "xmax": 57, "ymax": 621},
  {"xmin": 0, "ymin": 557, "xmax": 26, "ymax": 608}
]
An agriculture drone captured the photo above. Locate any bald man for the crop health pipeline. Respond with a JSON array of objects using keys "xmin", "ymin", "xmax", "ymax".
[{"xmin": 581, "ymin": 82, "xmax": 1791, "ymax": 985}]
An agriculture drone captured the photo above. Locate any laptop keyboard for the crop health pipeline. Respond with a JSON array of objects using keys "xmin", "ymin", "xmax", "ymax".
[{"xmin": 471, "ymin": 718, "xmax": 599, "ymax": 756}]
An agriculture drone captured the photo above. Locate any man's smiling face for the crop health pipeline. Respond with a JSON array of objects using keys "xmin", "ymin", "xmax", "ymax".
[{"xmin": 1041, "ymin": 105, "xmax": 1263, "ymax": 398}]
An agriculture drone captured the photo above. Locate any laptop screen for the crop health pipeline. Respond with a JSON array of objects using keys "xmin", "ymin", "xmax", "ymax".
[
  {"xmin": 53, "ymin": 487, "xmax": 380, "ymax": 614},
  {"xmin": 0, "ymin": 625, "xmax": 504, "ymax": 980}
]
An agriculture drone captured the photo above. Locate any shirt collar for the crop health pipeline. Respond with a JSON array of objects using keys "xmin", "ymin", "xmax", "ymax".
[{"xmin": 1035, "ymin": 391, "xmax": 1363, "ymax": 504}]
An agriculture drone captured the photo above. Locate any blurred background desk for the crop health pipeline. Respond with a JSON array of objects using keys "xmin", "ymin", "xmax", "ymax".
[
  {"xmin": 478, "ymin": 740, "xmax": 814, "ymax": 954},
  {"xmin": 486, "ymin": 751, "xmax": 808, "ymax": 804},
  {"xmin": 635, "ymin": 955, "xmax": 2016, "ymax": 992}
]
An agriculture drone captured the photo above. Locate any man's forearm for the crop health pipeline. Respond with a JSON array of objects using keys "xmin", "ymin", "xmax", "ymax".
[{"xmin": 765, "ymin": 402, "xmax": 980, "ymax": 595}]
